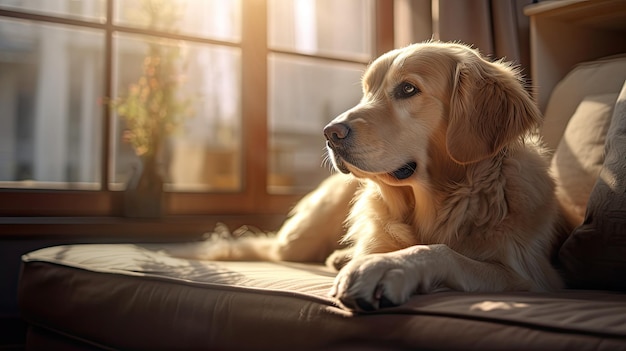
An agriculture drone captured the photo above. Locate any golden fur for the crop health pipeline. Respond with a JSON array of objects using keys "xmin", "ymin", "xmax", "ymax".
[{"xmin": 171, "ymin": 42, "xmax": 564, "ymax": 311}]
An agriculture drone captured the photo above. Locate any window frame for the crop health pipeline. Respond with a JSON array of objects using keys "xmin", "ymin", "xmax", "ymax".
[{"xmin": 0, "ymin": 0, "xmax": 393, "ymax": 223}]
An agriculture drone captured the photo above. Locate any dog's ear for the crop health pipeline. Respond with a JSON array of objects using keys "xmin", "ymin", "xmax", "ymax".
[{"xmin": 446, "ymin": 57, "xmax": 541, "ymax": 164}]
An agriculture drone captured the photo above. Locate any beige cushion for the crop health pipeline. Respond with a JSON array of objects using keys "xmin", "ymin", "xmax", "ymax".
[
  {"xmin": 541, "ymin": 54, "xmax": 626, "ymax": 152},
  {"xmin": 551, "ymin": 93, "xmax": 617, "ymax": 228},
  {"xmin": 559, "ymin": 80, "xmax": 626, "ymax": 291}
]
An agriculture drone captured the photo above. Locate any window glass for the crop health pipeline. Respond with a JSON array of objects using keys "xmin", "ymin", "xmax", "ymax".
[
  {"xmin": 0, "ymin": 18, "xmax": 104, "ymax": 189},
  {"xmin": 115, "ymin": 0, "xmax": 241, "ymax": 42},
  {"xmin": 0, "ymin": 0, "xmax": 386, "ymax": 218},
  {"xmin": 268, "ymin": 0, "xmax": 373, "ymax": 61},
  {"xmin": 112, "ymin": 33, "xmax": 242, "ymax": 192},
  {"xmin": 0, "ymin": 0, "xmax": 106, "ymax": 22},
  {"xmin": 268, "ymin": 54, "xmax": 364, "ymax": 193},
  {"xmin": 267, "ymin": 0, "xmax": 373, "ymax": 194}
]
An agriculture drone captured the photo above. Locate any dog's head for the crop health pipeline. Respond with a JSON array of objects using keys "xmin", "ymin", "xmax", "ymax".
[{"xmin": 323, "ymin": 42, "xmax": 541, "ymax": 186}]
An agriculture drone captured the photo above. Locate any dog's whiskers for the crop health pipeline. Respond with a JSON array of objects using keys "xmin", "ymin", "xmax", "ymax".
[{"xmin": 321, "ymin": 150, "xmax": 336, "ymax": 173}]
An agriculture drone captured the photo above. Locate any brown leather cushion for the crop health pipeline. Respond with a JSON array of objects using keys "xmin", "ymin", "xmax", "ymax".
[{"xmin": 19, "ymin": 244, "xmax": 626, "ymax": 350}]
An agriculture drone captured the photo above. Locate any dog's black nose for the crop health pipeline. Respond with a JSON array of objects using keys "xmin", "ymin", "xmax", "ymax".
[{"xmin": 324, "ymin": 123, "xmax": 350, "ymax": 146}]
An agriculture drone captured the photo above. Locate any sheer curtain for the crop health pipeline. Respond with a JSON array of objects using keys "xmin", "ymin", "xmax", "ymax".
[{"xmin": 395, "ymin": 0, "xmax": 534, "ymax": 77}]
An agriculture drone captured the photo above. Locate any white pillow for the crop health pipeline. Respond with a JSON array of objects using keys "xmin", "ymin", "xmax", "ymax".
[
  {"xmin": 551, "ymin": 93, "xmax": 618, "ymax": 228},
  {"xmin": 542, "ymin": 55, "xmax": 626, "ymax": 152}
]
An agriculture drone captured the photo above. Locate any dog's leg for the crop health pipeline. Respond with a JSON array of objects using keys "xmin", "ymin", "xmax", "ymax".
[
  {"xmin": 274, "ymin": 173, "xmax": 358, "ymax": 262},
  {"xmin": 330, "ymin": 244, "xmax": 537, "ymax": 311},
  {"xmin": 166, "ymin": 173, "xmax": 358, "ymax": 262}
]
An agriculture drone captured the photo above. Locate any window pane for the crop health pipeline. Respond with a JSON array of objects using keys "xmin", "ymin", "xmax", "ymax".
[
  {"xmin": 0, "ymin": 0, "xmax": 105, "ymax": 22},
  {"xmin": 112, "ymin": 34, "xmax": 242, "ymax": 192},
  {"xmin": 0, "ymin": 18, "xmax": 103, "ymax": 189},
  {"xmin": 115, "ymin": 0, "xmax": 241, "ymax": 42},
  {"xmin": 268, "ymin": 0, "xmax": 373, "ymax": 61},
  {"xmin": 268, "ymin": 54, "xmax": 364, "ymax": 193}
]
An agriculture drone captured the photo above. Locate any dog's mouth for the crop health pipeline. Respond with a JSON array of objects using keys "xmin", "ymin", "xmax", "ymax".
[
  {"xmin": 327, "ymin": 142, "xmax": 417, "ymax": 180},
  {"xmin": 330, "ymin": 153, "xmax": 417, "ymax": 180},
  {"xmin": 333, "ymin": 157, "xmax": 351, "ymax": 174}
]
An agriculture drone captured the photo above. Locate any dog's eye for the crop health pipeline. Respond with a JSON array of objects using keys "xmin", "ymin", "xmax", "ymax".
[{"xmin": 394, "ymin": 82, "xmax": 419, "ymax": 99}]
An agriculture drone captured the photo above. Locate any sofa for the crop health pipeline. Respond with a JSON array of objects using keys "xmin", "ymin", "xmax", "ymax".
[{"xmin": 17, "ymin": 55, "xmax": 626, "ymax": 350}]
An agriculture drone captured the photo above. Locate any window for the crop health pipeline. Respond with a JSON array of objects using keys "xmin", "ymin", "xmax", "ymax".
[{"xmin": 0, "ymin": 0, "xmax": 393, "ymax": 220}]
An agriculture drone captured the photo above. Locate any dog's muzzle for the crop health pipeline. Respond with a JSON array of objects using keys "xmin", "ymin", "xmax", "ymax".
[
  {"xmin": 323, "ymin": 122, "xmax": 417, "ymax": 179},
  {"xmin": 323, "ymin": 122, "xmax": 352, "ymax": 174}
]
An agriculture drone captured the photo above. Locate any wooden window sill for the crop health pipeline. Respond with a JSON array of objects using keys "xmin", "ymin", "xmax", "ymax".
[{"xmin": 0, "ymin": 215, "xmax": 286, "ymax": 240}]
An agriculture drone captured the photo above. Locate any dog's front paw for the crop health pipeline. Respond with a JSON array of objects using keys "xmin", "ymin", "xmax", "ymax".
[{"xmin": 329, "ymin": 253, "xmax": 417, "ymax": 311}]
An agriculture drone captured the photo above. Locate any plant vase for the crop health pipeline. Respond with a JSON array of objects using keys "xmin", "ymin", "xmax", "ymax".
[{"xmin": 124, "ymin": 155, "xmax": 165, "ymax": 218}]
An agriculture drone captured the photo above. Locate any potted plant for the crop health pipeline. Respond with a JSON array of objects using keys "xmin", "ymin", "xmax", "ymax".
[{"xmin": 114, "ymin": 1, "xmax": 191, "ymax": 217}]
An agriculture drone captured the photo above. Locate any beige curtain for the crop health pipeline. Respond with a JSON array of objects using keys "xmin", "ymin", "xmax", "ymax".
[{"xmin": 396, "ymin": 0, "xmax": 534, "ymax": 77}]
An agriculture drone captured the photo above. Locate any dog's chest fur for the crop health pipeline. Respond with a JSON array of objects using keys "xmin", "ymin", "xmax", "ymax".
[{"xmin": 346, "ymin": 146, "xmax": 544, "ymax": 262}]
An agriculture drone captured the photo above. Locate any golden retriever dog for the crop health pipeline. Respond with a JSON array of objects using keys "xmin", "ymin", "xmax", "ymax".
[{"xmin": 173, "ymin": 41, "xmax": 564, "ymax": 311}]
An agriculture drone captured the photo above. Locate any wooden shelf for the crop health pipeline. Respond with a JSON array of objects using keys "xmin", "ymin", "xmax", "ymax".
[
  {"xmin": 525, "ymin": 0, "xmax": 626, "ymax": 111},
  {"xmin": 525, "ymin": 0, "xmax": 626, "ymax": 30}
]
